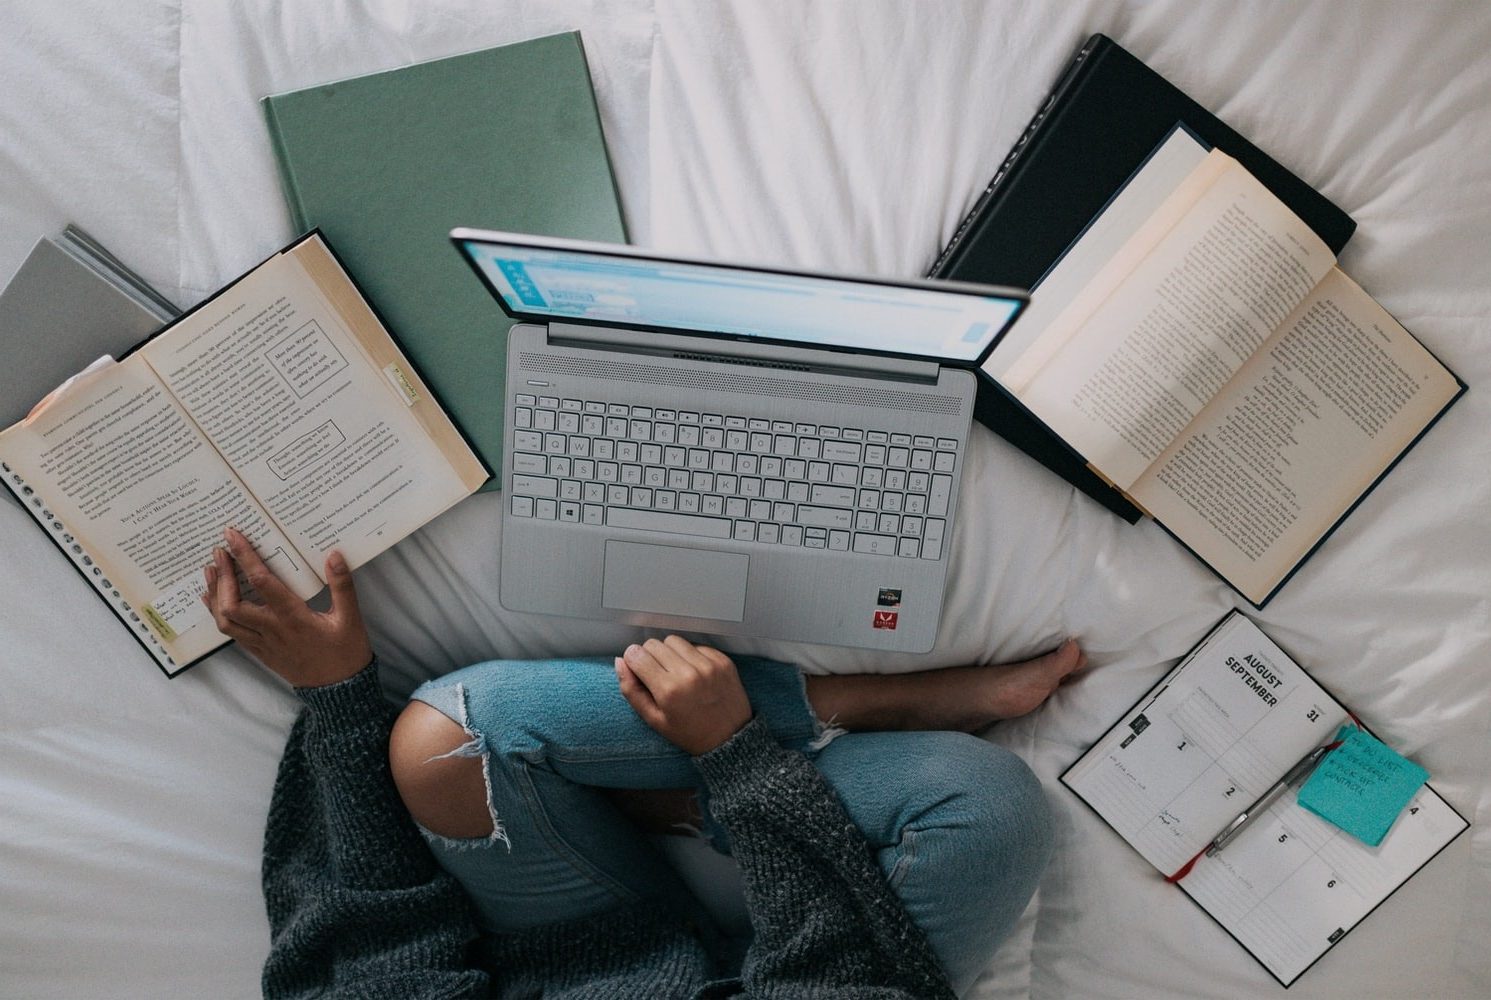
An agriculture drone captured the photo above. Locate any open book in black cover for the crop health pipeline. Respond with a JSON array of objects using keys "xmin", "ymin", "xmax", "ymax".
[
  {"xmin": 0, "ymin": 232, "xmax": 488, "ymax": 676},
  {"xmin": 928, "ymin": 33, "xmax": 1357, "ymax": 521},
  {"xmin": 971, "ymin": 125, "xmax": 1463, "ymax": 607},
  {"xmin": 1062, "ymin": 611, "xmax": 1469, "ymax": 988}
]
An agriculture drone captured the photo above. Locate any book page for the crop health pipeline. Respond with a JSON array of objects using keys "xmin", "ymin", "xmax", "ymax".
[
  {"xmin": 0, "ymin": 357, "xmax": 321, "ymax": 665},
  {"xmin": 1180, "ymin": 782, "xmax": 1466, "ymax": 986},
  {"xmin": 985, "ymin": 127, "xmax": 1211, "ymax": 382},
  {"xmin": 1014, "ymin": 152, "xmax": 1336, "ymax": 488},
  {"xmin": 1063, "ymin": 613, "xmax": 1347, "ymax": 875},
  {"xmin": 1130, "ymin": 268, "xmax": 1463, "ymax": 604},
  {"xmin": 139, "ymin": 238, "xmax": 482, "ymax": 569}
]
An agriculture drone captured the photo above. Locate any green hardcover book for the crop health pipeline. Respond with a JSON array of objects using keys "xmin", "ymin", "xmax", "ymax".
[{"xmin": 262, "ymin": 32, "xmax": 628, "ymax": 484}]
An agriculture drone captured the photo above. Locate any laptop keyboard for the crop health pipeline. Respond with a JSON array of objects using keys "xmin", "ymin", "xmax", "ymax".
[{"xmin": 507, "ymin": 394, "xmax": 956, "ymax": 559}]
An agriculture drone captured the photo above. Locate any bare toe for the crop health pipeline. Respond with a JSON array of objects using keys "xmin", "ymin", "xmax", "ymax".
[{"xmin": 986, "ymin": 639, "xmax": 1087, "ymax": 720}]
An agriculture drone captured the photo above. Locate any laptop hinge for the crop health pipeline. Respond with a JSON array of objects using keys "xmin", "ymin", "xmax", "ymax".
[{"xmin": 546, "ymin": 323, "xmax": 942, "ymax": 382}]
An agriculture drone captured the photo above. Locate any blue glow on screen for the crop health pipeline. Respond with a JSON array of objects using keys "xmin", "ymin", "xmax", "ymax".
[{"xmin": 465, "ymin": 243, "xmax": 1019, "ymax": 362}]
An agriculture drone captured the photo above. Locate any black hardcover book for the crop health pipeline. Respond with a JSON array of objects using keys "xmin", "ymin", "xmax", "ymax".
[{"xmin": 930, "ymin": 34, "xmax": 1357, "ymax": 522}]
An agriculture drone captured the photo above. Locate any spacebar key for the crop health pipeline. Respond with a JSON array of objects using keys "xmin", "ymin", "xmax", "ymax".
[{"xmin": 607, "ymin": 507, "xmax": 733, "ymax": 539}]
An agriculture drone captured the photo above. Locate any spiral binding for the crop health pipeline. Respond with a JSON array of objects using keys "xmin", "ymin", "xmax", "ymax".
[{"xmin": 2, "ymin": 461, "xmax": 176, "ymax": 672}]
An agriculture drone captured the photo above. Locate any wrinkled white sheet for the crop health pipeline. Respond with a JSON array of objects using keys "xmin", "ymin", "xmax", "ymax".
[{"xmin": 1, "ymin": 2, "xmax": 1487, "ymax": 997}]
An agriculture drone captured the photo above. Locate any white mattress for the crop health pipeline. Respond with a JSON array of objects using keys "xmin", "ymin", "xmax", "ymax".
[{"xmin": 2, "ymin": 2, "xmax": 1488, "ymax": 997}]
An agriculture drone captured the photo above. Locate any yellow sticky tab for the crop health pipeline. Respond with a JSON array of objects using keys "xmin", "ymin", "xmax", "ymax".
[
  {"xmin": 384, "ymin": 363, "xmax": 419, "ymax": 405},
  {"xmin": 142, "ymin": 604, "xmax": 177, "ymax": 642}
]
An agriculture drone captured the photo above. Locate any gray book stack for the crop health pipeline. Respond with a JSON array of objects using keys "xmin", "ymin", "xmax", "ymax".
[{"xmin": 0, "ymin": 226, "xmax": 177, "ymax": 432}]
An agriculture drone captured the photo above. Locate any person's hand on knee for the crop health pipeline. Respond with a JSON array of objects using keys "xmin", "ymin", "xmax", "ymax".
[
  {"xmin": 615, "ymin": 636, "xmax": 752, "ymax": 755},
  {"xmin": 202, "ymin": 526, "xmax": 372, "ymax": 688}
]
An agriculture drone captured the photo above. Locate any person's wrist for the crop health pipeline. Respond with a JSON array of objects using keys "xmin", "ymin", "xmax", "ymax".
[
  {"xmin": 292, "ymin": 651, "xmax": 375, "ymax": 690},
  {"xmin": 697, "ymin": 713, "xmax": 751, "ymax": 755},
  {"xmin": 688, "ymin": 713, "xmax": 754, "ymax": 757},
  {"xmin": 293, "ymin": 656, "xmax": 383, "ymax": 717},
  {"xmin": 289, "ymin": 652, "xmax": 375, "ymax": 691}
]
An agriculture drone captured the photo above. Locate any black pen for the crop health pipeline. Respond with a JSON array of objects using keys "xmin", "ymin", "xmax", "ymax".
[{"xmin": 1206, "ymin": 744, "xmax": 1332, "ymax": 857}]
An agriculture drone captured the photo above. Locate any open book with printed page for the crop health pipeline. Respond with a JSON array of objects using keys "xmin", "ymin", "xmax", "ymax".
[
  {"xmin": 1062, "ymin": 611, "xmax": 1469, "ymax": 988},
  {"xmin": 985, "ymin": 127, "xmax": 1465, "ymax": 606},
  {"xmin": 0, "ymin": 232, "xmax": 488, "ymax": 676}
]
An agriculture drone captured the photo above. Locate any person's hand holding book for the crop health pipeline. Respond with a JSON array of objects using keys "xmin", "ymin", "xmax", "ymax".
[{"xmin": 202, "ymin": 526, "xmax": 372, "ymax": 688}]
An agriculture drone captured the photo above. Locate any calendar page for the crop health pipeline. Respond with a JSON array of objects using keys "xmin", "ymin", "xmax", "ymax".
[
  {"xmin": 1063, "ymin": 612, "xmax": 1347, "ymax": 873},
  {"xmin": 1063, "ymin": 611, "xmax": 1468, "ymax": 986}
]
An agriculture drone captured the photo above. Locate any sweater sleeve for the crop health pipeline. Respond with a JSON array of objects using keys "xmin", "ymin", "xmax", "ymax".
[
  {"xmin": 260, "ymin": 660, "xmax": 490, "ymax": 1000},
  {"xmin": 694, "ymin": 719, "xmax": 956, "ymax": 1000}
]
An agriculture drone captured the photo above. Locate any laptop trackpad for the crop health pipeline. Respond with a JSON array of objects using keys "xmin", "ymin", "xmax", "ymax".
[{"xmin": 602, "ymin": 541, "xmax": 749, "ymax": 622}]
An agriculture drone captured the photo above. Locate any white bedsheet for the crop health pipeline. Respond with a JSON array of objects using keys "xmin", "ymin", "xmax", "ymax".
[{"xmin": 2, "ymin": 2, "xmax": 1487, "ymax": 997}]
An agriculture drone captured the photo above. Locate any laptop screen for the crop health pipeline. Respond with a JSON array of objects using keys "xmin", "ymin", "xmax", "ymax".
[{"xmin": 454, "ymin": 233, "xmax": 1024, "ymax": 364}]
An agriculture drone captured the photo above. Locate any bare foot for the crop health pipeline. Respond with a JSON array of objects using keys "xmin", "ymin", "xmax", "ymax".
[
  {"xmin": 977, "ymin": 638, "xmax": 1087, "ymax": 723},
  {"xmin": 804, "ymin": 639, "xmax": 1088, "ymax": 734}
]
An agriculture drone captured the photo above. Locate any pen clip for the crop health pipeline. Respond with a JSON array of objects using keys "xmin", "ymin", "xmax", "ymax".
[{"xmin": 1206, "ymin": 812, "xmax": 1251, "ymax": 856}]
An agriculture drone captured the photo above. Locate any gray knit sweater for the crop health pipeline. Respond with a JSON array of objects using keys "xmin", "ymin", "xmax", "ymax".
[{"xmin": 261, "ymin": 663, "xmax": 957, "ymax": 999}]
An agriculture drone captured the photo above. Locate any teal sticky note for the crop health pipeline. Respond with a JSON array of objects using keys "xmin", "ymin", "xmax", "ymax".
[{"xmin": 1297, "ymin": 727, "xmax": 1429, "ymax": 846}]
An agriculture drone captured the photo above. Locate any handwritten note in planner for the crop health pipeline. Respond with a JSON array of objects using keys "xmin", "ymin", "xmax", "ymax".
[{"xmin": 1298, "ymin": 726, "xmax": 1428, "ymax": 846}]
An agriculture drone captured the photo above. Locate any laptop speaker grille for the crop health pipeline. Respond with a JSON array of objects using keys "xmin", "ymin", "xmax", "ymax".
[
  {"xmin": 518, "ymin": 353, "xmax": 960, "ymax": 414},
  {"xmin": 670, "ymin": 351, "xmax": 810, "ymax": 373}
]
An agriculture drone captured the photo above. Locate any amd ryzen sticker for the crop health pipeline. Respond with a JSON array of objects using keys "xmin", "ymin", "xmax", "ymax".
[
  {"xmin": 877, "ymin": 588, "xmax": 902, "ymax": 608},
  {"xmin": 873, "ymin": 611, "xmax": 899, "ymax": 630}
]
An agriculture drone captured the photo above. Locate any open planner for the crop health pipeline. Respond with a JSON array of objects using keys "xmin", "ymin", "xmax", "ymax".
[
  {"xmin": 0, "ymin": 232, "xmax": 487, "ymax": 676},
  {"xmin": 1062, "ymin": 611, "xmax": 1468, "ymax": 987}
]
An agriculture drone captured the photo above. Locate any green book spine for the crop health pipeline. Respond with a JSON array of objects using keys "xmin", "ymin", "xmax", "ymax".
[{"xmin": 261, "ymin": 99, "xmax": 310, "ymax": 232}]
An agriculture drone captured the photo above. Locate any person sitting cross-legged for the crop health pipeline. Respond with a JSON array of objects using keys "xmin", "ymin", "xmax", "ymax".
[{"xmin": 204, "ymin": 527, "xmax": 1084, "ymax": 998}]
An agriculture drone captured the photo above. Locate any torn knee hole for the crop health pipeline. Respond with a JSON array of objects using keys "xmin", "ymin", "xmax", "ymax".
[{"xmin": 390, "ymin": 694, "xmax": 506, "ymax": 845}]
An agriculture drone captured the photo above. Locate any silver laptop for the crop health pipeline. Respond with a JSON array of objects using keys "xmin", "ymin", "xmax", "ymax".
[{"xmin": 452, "ymin": 230, "xmax": 1026, "ymax": 653}]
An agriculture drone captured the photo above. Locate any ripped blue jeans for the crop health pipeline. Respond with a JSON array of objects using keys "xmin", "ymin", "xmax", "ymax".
[{"xmin": 410, "ymin": 656, "xmax": 1052, "ymax": 995}]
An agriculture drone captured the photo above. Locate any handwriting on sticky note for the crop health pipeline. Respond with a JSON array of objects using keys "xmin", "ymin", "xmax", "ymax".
[{"xmin": 1297, "ymin": 726, "xmax": 1428, "ymax": 846}]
